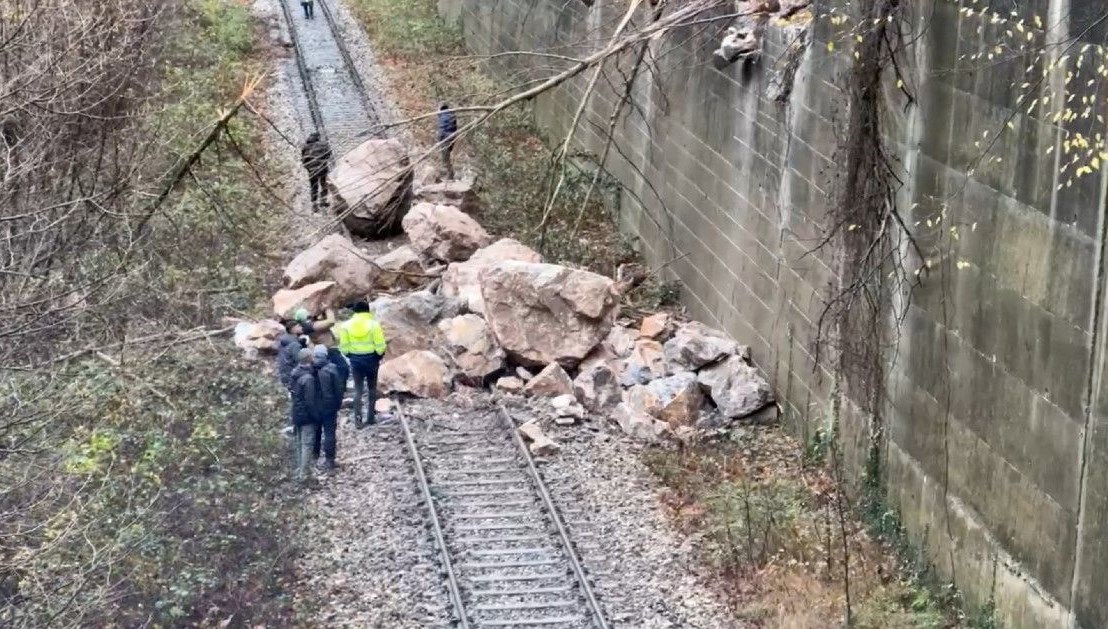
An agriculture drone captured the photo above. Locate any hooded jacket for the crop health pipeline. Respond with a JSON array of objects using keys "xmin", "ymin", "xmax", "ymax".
[
  {"xmin": 301, "ymin": 134, "xmax": 333, "ymax": 177},
  {"xmin": 437, "ymin": 108, "xmax": 457, "ymax": 142},
  {"xmin": 276, "ymin": 333, "xmax": 301, "ymax": 389},
  {"xmin": 289, "ymin": 362, "xmax": 324, "ymax": 426},
  {"xmin": 327, "ymin": 346, "xmax": 350, "ymax": 384},
  {"xmin": 315, "ymin": 355, "xmax": 345, "ymax": 416}
]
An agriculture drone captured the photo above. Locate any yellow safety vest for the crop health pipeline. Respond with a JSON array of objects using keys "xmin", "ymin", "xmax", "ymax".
[{"xmin": 338, "ymin": 313, "xmax": 387, "ymax": 356}]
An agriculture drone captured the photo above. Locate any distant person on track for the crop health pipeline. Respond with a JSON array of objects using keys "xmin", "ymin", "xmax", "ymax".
[
  {"xmin": 312, "ymin": 344, "xmax": 345, "ymax": 473},
  {"xmin": 300, "ymin": 0, "xmax": 314, "ymax": 19},
  {"xmin": 437, "ymin": 103, "xmax": 458, "ymax": 181},
  {"xmin": 301, "ymin": 132, "xmax": 332, "ymax": 210},
  {"xmin": 337, "ymin": 300, "xmax": 387, "ymax": 429},
  {"xmin": 290, "ymin": 348, "xmax": 324, "ymax": 483}
]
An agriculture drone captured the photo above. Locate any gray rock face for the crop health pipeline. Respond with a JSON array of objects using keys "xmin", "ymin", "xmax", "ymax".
[
  {"xmin": 481, "ymin": 261, "xmax": 619, "ymax": 368},
  {"xmin": 625, "ymin": 371, "xmax": 703, "ymax": 428},
  {"xmin": 413, "ymin": 178, "xmax": 479, "ymax": 215},
  {"xmin": 663, "ymin": 321, "xmax": 746, "ymax": 372},
  {"xmin": 331, "ymin": 138, "xmax": 413, "ymax": 238},
  {"xmin": 619, "ymin": 339, "xmax": 666, "ymax": 386},
  {"xmin": 697, "ymin": 355, "xmax": 773, "ymax": 419},
  {"xmin": 573, "ymin": 364, "xmax": 621, "ymax": 413},
  {"xmin": 612, "ymin": 402, "xmax": 670, "ymax": 442},
  {"xmin": 371, "ymin": 291, "xmax": 460, "ymax": 357}
]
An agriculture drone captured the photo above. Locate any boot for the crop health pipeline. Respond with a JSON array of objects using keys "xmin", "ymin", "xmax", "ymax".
[
  {"xmin": 324, "ymin": 458, "xmax": 336, "ymax": 472},
  {"xmin": 353, "ymin": 417, "xmax": 365, "ymax": 429}
]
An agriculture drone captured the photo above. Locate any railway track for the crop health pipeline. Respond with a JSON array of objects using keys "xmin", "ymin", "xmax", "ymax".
[
  {"xmin": 398, "ymin": 402, "xmax": 612, "ymax": 628},
  {"xmin": 276, "ymin": 0, "xmax": 379, "ymax": 154}
]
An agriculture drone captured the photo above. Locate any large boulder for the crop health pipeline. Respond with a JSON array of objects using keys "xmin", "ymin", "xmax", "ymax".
[
  {"xmin": 612, "ymin": 403, "xmax": 670, "ymax": 442},
  {"xmin": 272, "ymin": 281, "xmax": 337, "ymax": 318},
  {"xmin": 604, "ymin": 325, "xmax": 639, "ymax": 358},
  {"xmin": 401, "ymin": 202, "xmax": 491, "ymax": 263},
  {"xmin": 331, "ymin": 138, "xmax": 413, "ymax": 238},
  {"xmin": 625, "ymin": 372, "xmax": 703, "ymax": 428},
  {"xmin": 523, "ymin": 363, "xmax": 574, "ymax": 398},
  {"xmin": 442, "ymin": 238, "xmax": 542, "ymax": 314},
  {"xmin": 619, "ymin": 339, "xmax": 666, "ymax": 386},
  {"xmin": 573, "ymin": 363, "xmax": 621, "ymax": 413},
  {"xmin": 413, "ymin": 178, "xmax": 479, "ymax": 215},
  {"xmin": 378, "ymin": 350, "xmax": 452, "ymax": 398},
  {"xmin": 438, "ymin": 314, "xmax": 505, "ymax": 381},
  {"xmin": 663, "ymin": 321, "xmax": 746, "ymax": 372},
  {"xmin": 481, "ymin": 261, "xmax": 619, "ymax": 368},
  {"xmin": 374, "ymin": 245, "xmax": 424, "ymax": 290},
  {"xmin": 697, "ymin": 355, "xmax": 774, "ymax": 419},
  {"xmin": 372, "ymin": 290, "xmax": 460, "ymax": 357},
  {"xmin": 283, "ymin": 234, "xmax": 377, "ymax": 305},
  {"xmin": 233, "ymin": 320, "xmax": 285, "ymax": 353}
]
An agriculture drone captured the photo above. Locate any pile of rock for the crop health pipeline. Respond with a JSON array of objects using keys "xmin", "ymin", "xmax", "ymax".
[{"xmin": 237, "ymin": 138, "xmax": 773, "ymax": 448}]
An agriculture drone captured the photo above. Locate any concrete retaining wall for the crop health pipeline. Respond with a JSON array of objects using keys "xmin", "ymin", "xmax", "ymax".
[{"xmin": 438, "ymin": 0, "xmax": 1108, "ymax": 625}]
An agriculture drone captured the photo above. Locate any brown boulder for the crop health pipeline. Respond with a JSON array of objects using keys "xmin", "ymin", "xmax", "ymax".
[
  {"xmin": 518, "ymin": 421, "xmax": 560, "ymax": 455},
  {"xmin": 438, "ymin": 314, "xmax": 505, "ymax": 380},
  {"xmin": 283, "ymin": 234, "xmax": 377, "ymax": 305},
  {"xmin": 523, "ymin": 363, "xmax": 574, "ymax": 398},
  {"xmin": 481, "ymin": 261, "xmax": 619, "ymax": 368},
  {"xmin": 331, "ymin": 138, "xmax": 413, "ymax": 238},
  {"xmin": 442, "ymin": 238, "xmax": 542, "ymax": 314},
  {"xmin": 604, "ymin": 325, "xmax": 639, "ymax": 358},
  {"xmin": 401, "ymin": 202, "xmax": 491, "ymax": 262},
  {"xmin": 377, "ymin": 350, "xmax": 452, "ymax": 398},
  {"xmin": 697, "ymin": 355, "xmax": 774, "ymax": 419},
  {"xmin": 374, "ymin": 245, "xmax": 424, "ymax": 290},
  {"xmin": 233, "ymin": 320, "xmax": 285, "ymax": 353},
  {"xmin": 272, "ymin": 281, "xmax": 337, "ymax": 319},
  {"xmin": 638, "ymin": 313, "xmax": 674, "ymax": 341},
  {"xmin": 663, "ymin": 321, "xmax": 746, "ymax": 372},
  {"xmin": 625, "ymin": 372, "xmax": 703, "ymax": 428}
]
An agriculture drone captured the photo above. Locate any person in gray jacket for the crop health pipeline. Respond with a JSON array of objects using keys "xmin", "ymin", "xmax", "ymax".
[
  {"xmin": 289, "ymin": 348, "xmax": 323, "ymax": 482},
  {"xmin": 312, "ymin": 344, "xmax": 345, "ymax": 472}
]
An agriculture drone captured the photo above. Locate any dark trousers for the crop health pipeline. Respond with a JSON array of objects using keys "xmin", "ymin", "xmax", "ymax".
[
  {"xmin": 301, "ymin": 0, "xmax": 313, "ymax": 18},
  {"xmin": 440, "ymin": 136, "xmax": 455, "ymax": 180},
  {"xmin": 309, "ymin": 170, "xmax": 328, "ymax": 208},
  {"xmin": 312, "ymin": 413, "xmax": 338, "ymax": 461},
  {"xmin": 350, "ymin": 355, "xmax": 381, "ymax": 425}
]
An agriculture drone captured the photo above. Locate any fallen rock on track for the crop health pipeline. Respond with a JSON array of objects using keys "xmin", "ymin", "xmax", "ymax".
[
  {"xmin": 518, "ymin": 420, "xmax": 560, "ymax": 455},
  {"xmin": 481, "ymin": 261, "xmax": 619, "ymax": 368},
  {"xmin": 697, "ymin": 354, "xmax": 774, "ymax": 418},
  {"xmin": 438, "ymin": 314, "xmax": 505, "ymax": 381},
  {"xmin": 378, "ymin": 350, "xmax": 452, "ymax": 398},
  {"xmin": 374, "ymin": 245, "xmax": 424, "ymax": 290},
  {"xmin": 402, "ymin": 202, "xmax": 490, "ymax": 263},
  {"xmin": 551, "ymin": 394, "xmax": 587, "ymax": 422},
  {"xmin": 664, "ymin": 321, "xmax": 746, "ymax": 372},
  {"xmin": 272, "ymin": 281, "xmax": 337, "ymax": 318},
  {"xmin": 283, "ymin": 234, "xmax": 378, "ymax": 304},
  {"xmin": 441, "ymin": 238, "xmax": 542, "ymax": 315},
  {"xmin": 331, "ymin": 138, "xmax": 413, "ymax": 238},
  {"xmin": 371, "ymin": 291, "xmax": 458, "ymax": 356},
  {"xmin": 523, "ymin": 363, "xmax": 574, "ymax": 398}
]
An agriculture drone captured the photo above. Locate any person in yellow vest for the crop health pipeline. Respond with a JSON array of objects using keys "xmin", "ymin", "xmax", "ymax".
[{"xmin": 337, "ymin": 300, "xmax": 387, "ymax": 428}]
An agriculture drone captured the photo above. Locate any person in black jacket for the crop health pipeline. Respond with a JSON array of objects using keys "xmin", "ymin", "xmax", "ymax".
[
  {"xmin": 311, "ymin": 345, "xmax": 345, "ymax": 472},
  {"xmin": 290, "ymin": 348, "xmax": 324, "ymax": 482},
  {"xmin": 301, "ymin": 132, "xmax": 333, "ymax": 211},
  {"xmin": 437, "ymin": 103, "xmax": 458, "ymax": 180}
]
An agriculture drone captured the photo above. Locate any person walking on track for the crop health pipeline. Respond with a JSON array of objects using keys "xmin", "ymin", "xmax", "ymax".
[
  {"xmin": 300, "ymin": 132, "xmax": 332, "ymax": 210},
  {"xmin": 300, "ymin": 0, "xmax": 314, "ymax": 19},
  {"xmin": 437, "ymin": 103, "xmax": 458, "ymax": 181},
  {"xmin": 337, "ymin": 300, "xmax": 387, "ymax": 429}
]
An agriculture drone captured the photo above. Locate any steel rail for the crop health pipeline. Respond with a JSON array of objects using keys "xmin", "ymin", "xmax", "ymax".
[
  {"xmin": 275, "ymin": 0, "xmax": 327, "ymax": 138},
  {"xmin": 398, "ymin": 405, "xmax": 471, "ymax": 629},
  {"xmin": 314, "ymin": 0, "xmax": 378, "ymax": 124},
  {"xmin": 496, "ymin": 404, "xmax": 611, "ymax": 629}
]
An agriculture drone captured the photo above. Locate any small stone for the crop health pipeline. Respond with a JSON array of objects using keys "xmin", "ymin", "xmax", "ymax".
[
  {"xmin": 518, "ymin": 421, "xmax": 560, "ymax": 455},
  {"xmin": 523, "ymin": 363, "xmax": 574, "ymax": 398},
  {"xmin": 402, "ymin": 202, "xmax": 491, "ymax": 262},
  {"xmin": 516, "ymin": 366, "xmax": 535, "ymax": 381},
  {"xmin": 551, "ymin": 394, "xmax": 587, "ymax": 420},
  {"xmin": 555, "ymin": 416, "xmax": 577, "ymax": 426},
  {"xmin": 496, "ymin": 376, "xmax": 525, "ymax": 393}
]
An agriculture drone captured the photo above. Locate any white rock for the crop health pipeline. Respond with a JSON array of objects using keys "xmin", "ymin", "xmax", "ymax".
[
  {"xmin": 551, "ymin": 394, "xmax": 587, "ymax": 420},
  {"xmin": 518, "ymin": 420, "xmax": 560, "ymax": 455},
  {"xmin": 438, "ymin": 314, "xmax": 505, "ymax": 380},
  {"xmin": 441, "ymin": 238, "xmax": 542, "ymax": 314},
  {"xmin": 377, "ymin": 350, "xmax": 452, "ymax": 398}
]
